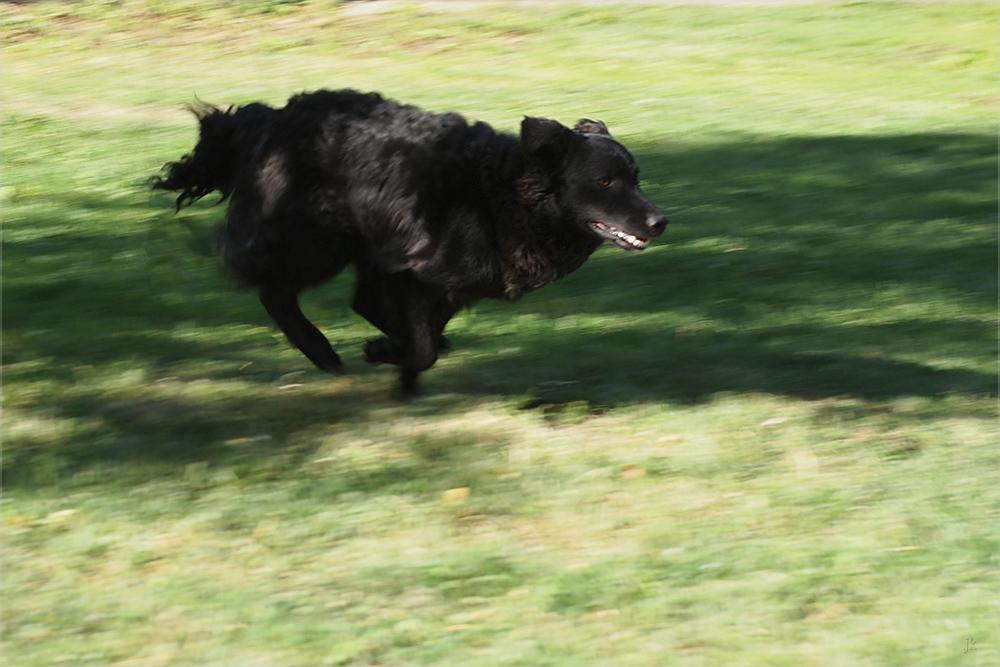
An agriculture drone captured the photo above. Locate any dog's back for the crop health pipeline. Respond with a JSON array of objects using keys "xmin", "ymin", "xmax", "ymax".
[{"xmin": 210, "ymin": 90, "xmax": 516, "ymax": 294}]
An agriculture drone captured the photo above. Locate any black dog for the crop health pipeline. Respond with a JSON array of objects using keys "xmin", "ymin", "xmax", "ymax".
[{"xmin": 153, "ymin": 89, "xmax": 668, "ymax": 394}]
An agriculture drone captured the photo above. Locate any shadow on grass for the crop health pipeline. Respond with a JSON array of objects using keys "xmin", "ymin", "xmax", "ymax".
[{"xmin": 3, "ymin": 131, "xmax": 997, "ymax": 480}]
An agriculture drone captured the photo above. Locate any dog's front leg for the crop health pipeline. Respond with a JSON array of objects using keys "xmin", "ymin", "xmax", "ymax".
[
  {"xmin": 353, "ymin": 268, "xmax": 453, "ymax": 355},
  {"xmin": 398, "ymin": 292, "xmax": 460, "ymax": 395},
  {"xmin": 353, "ymin": 271, "xmax": 453, "ymax": 395}
]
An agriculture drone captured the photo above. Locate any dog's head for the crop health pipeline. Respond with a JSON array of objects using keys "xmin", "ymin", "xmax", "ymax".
[{"xmin": 521, "ymin": 117, "xmax": 668, "ymax": 251}]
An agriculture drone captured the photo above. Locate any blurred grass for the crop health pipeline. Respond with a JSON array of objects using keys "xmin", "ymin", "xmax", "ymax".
[{"xmin": 2, "ymin": 1, "xmax": 998, "ymax": 665}]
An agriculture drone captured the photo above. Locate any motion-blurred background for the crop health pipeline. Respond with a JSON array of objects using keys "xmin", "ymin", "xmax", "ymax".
[{"xmin": 3, "ymin": 1, "xmax": 997, "ymax": 665}]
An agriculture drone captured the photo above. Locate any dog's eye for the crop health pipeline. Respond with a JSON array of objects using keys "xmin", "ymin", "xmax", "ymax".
[{"xmin": 598, "ymin": 176, "xmax": 613, "ymax": 187}]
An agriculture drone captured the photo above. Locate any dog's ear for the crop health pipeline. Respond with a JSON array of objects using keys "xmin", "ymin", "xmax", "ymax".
[
  {"xmin": 521, "ymin": 117, "xmax": 576, "ymax": 159},
  {"xmin": 574, "ymin": 119, "xmax": 610, "ymax": 136}
]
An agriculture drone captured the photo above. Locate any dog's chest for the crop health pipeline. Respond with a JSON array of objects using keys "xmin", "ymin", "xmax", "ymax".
[{"xmin": 499, "ymin": 235, "xmax": 598, "ymax": 298}]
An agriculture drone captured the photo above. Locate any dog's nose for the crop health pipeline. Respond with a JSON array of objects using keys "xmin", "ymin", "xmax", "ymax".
[{"xmin": 647, "ymin": 212, "xmax": 669, "ymax": 233}]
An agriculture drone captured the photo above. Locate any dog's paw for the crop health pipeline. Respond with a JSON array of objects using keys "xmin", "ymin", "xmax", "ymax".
[
  {"xmin": 398, "ymin": 368, "xmax": 421, "ymax": 398},
  {"xmin": 310, "ymin": 352, "xmax": 344, "ymax": 374},
  {"xmin": 364, "ymin": 337, "xmax": 398, "ymax": 365}
]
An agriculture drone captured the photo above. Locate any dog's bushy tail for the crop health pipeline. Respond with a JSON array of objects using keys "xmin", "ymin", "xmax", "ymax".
[{"xmin": 151, "ymin": 102, "xmax": 275, "ymax": 211}]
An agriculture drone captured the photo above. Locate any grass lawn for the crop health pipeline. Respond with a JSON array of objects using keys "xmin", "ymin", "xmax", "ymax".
[{"xmin": 2, "ymin": 1, "xmax": 997, "ymax": 664}]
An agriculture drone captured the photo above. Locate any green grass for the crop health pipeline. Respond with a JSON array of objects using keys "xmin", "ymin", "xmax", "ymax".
[{"xmin": 2, "ymin": 1, "xmax": 998, "ymax": 664}]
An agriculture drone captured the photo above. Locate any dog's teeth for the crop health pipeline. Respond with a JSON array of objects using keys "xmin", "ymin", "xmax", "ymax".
[{"xmin": 592, "ymin": 222, "xmax": 649, "ymax": 249}]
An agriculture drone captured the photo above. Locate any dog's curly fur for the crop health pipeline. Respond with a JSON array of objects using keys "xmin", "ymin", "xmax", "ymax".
[{"xmin": 153, "ymin": 89, "xmax": 668, "ymax": 394}]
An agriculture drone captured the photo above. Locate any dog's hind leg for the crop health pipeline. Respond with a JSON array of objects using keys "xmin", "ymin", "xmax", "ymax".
[{"xmin": 260, "ymin": 286, "xmax": 343, "ymax": 373}]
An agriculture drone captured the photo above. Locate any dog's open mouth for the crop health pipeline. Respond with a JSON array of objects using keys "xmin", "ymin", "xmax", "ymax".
[{"xmin": 589, "ymin": 221, "xmax": 649, "ymax": 251}]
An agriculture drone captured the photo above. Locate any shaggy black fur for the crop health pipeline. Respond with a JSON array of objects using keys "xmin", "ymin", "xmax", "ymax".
[{"xmin": 152, "ymin": 89, "xmax": 668, "ymax": 394}]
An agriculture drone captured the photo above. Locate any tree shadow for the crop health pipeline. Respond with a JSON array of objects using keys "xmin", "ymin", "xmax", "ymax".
[
  {"xmin": 3, "ymin": 130, "xmax": 997, "ymax": 480},
  {"xmin": 462, "ymin": 131, "xmax": 997, "ymax": 406}
]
